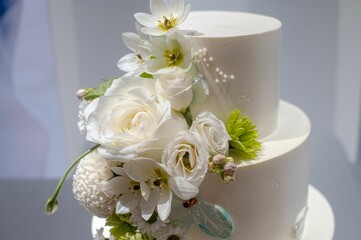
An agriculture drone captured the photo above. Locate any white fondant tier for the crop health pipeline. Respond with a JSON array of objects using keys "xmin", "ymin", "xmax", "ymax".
[
  {"xmin": 190, "ymin": 101, "xmax": 310, "ymax": 240},
  {"xmin": 181, "ymin": 11, "xmax": 281, "ymax": 137}
]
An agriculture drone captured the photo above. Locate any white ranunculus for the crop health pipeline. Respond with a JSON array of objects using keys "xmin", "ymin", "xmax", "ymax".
[
  {"xmin": 155, "ymin": 71, "xmax": 193, "ymax": 111},
  {"xmin": 144, "ymin": 32, "xmax": 193, "ymax": 74},
  {"xmin": 161, "ymin": 132, "xmax": 209, "ymax": 199},
  {"xmin": 134, "ymin": 0, "xmax": 191, "ymax": 36},
  {"xmin": 190, "ymin": 111, "xmax": 231, "ymax": 156},
  {"xmin": 84, "ymin": 76, "xmax": 188, "ymax": 161}
]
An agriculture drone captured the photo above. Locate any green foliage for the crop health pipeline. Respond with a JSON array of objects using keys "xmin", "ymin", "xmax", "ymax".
[
  {"xmin": 226, "ymin": 110, "xmax": 261, "ymax": 161},
  {"xmin": 83, "ymin": 78, "xmax": 116, "ymax": 101},
  {"xmin": 139, "ymin": 72, "xmax": 153, "ymax": 79},
  {"xmin": 105, "ymin": 213, "xmax": 137, "ymax": 240}
]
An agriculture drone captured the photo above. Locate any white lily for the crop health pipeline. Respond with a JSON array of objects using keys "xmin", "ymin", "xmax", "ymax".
[
  {"xmin": 124, "ymin": 158, "xmax": 198, "ymax": 221},
  {"xmin": 145, "ymin": 32, "xmax": 193, "ymax": 74},
  {"xmin": 117, "ymin": 25, "xmax": 151, "ymax": 73},
  {"xmin": 134, "ymin": 0, "xmax": 191, "ymax": 36}
]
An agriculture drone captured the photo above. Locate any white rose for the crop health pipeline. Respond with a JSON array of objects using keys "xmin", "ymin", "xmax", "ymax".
[
  {"xmin": 84, "ymin": 76, "xmax": 188, "ymax": 161},
  {"xmin": 190, "ymin": 111, "xmax": 231, "ymax": 156},
  {"xmin": 161, "ymin": 131, "xmax": 209, "ymax": 199},
  {"xmin": 155, "ymin": 71, "xmax": 193, "ymax": 111}
]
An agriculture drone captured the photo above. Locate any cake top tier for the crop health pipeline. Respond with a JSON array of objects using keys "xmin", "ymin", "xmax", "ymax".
[{"xmin": 181, "ymin": 11, "xmax": 281, "ymax": 37}]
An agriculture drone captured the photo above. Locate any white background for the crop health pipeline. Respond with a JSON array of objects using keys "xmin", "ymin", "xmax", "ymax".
[{"xmin": 1, "ymin": 0, "xmax": 361, "ymax": 239}]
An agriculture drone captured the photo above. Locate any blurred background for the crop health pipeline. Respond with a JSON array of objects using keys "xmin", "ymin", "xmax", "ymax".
[{"xmin": 0, "ymin": 0, "xmax": 360, "ymax": 239}]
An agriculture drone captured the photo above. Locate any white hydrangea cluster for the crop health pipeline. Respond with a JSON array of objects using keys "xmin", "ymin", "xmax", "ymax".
[{"xmin": 72, "ymin": 150, "xmax": 118, "ymax": 218}]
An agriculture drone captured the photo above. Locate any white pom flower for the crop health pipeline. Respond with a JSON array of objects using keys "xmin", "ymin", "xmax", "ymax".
[
  {"xmin": 72, "ymin": 150, "xmax": 118, "ymax": 218},
  {"xmin": 134, "ymin": 0, "xmax": 191, "ymax": 36}
]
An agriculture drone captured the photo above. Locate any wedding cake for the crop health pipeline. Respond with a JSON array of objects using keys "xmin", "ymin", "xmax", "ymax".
[{"xmin": 45, "ymin": 1, "xmax": 310, "ymax": 239}]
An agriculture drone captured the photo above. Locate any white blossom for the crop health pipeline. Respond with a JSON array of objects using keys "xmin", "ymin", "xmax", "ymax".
[
  {"xmin": 83, "ymin": 76, "xmax": 188, "ymax": 161},
  {"xmin": 145, "ymin": 32, "xmax": 192, "ymax": 74},
  {"xmin": 72, "ymin": 150, "xmax": 118, "ymax": 218},
  {"xmin": 117, "ymin": 24, "xmax": 151, "ymax": 74},
  {"xmin": 161, "ymin": 132, "xmax": 208, "ymax": 200},
  {"xmin": 190, "ymin": 111, "xmax": 231, "ymax": 156},
  {"xmin": 134, "ymin": 0, "xmax": 191, "ymax": 36}
]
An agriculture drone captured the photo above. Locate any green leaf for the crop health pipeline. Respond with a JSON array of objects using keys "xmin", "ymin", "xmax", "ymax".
[
  {"xmin": 139, "ymin": 72, "xmax": 153, "ymax": 79},
  {"xmin": 83, "ymin": 78, "xmax": 116, "ymax": 101},
  {"xmin": 105, "ymin": 213, "xmax": 136, "ymax": 240}
]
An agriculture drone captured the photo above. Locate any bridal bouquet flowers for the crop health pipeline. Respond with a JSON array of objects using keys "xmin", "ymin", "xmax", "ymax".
[{"xmin": 46, "ymin": 0, "xmax": 261, "ymax": 239}]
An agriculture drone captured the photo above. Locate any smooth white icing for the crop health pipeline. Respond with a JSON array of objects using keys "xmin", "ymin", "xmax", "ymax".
[
  {"xmin": 190, "ymin": 101, "xmax": 310, "ymax": 240},
  {"xmin": 182, "ymin": 11, "xmax": 281, "ymax": 137}
]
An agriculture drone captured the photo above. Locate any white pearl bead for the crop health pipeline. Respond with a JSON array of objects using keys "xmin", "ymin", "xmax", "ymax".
[
  {"xmin": 209, "ymin": 57, "xmax": 214, "ymax": 62},
  {"xmin": 215, "ymin": 68, "xmax": 220, "ymax": 72},
  {"xmin": 230, "ymin": 75, "xmax": 235, "ymax": 79}
]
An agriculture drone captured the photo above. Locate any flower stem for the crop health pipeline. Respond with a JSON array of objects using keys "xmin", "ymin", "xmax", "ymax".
[
  {"xmin": 45, "ymin": 144, "xmax": 100, "ymax": 215},
  {"xmin": 181, "ymin": 107, "xmax": 193, "ymax": 127}
]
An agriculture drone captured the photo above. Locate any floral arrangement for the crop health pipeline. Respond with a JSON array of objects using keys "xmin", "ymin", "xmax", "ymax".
[{"xmin": 45, "ymin": 0, "xmax": 261, "ymax": 239}]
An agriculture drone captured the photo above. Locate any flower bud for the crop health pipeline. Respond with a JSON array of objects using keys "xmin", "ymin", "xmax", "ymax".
[
  {"xmin": 208, "ymin": 162, "xmax": 215, "ymax": 172},
  {"xmin": 213, "ymin": 154, "xmax": 226, "ymax": 165},
  {"xmin": 224, "ymin": 162, "xmax": 237, "ymax": 176},
  {"xmin": 223, "ymin": 174, "xmax": 236, "ymax": 183},
  {"xmin": 76, "ymin": 88, "xmax": 89, "ymax": 100},
  {"xmin": 225, "ymin": 157, "xmax": 234, "ymax": 163}
]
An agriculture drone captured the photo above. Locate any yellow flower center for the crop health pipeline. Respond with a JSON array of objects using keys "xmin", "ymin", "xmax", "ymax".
[
  {"xmin": 164, "ymin": 48, "xmax": 183, "ymax": 67},
  {"xmin": 158, "ymin": 14, "xmax": 177, "ymax": 31}
]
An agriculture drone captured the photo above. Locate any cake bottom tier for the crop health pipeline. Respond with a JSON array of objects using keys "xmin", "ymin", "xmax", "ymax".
[{"xmin": 92, "ymin": 186, "xmax": 335, "ymax": 240}]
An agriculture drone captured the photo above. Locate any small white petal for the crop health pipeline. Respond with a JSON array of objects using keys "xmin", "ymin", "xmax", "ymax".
[
  {"xmin": 150, "ymin": 0, "xmax": 169, "ymax": 18},
  {"xmin": 140, "ymin": 188, "xmax": 160, "ymax": 220},
  {"xmin": 134, "ymin": 12, "xmax": 158, "ymax": 28},
  {"xmin": 157, "ymin": 190, "xmax": 172, "ymax": 221},
  {"xmin": 141, "ymin": 27, "xmax": 167, "ymax": 36},
  {"xmin": 117, "ymin": 53, "xmax": 141, "ymax": 72},
  {"xmin": 178, "ymin": 4, "xmax": 191, "ymax": 24},
  {"xmin": 102, "ymin": 176, "xmax": 131, "ymax": 196},
  {"xmin": 116, "ymin": 192, "xmax": 139, "ymax": 214},
  {"xmin": 122, "ymin": 32, "xmax": 142, "ymax": 52},
  {"xmin": 168, "ymin": 0, "xmax": 184, "ymax": 16},
  {"xmin": 141, "ymin": 181, "xmax": 151, "ymax": 201},
  {"xmin": 110, "ymin": 167, "xmax": 126, "ymax": 176}
]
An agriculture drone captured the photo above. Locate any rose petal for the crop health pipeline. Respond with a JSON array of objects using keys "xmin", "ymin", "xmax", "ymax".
[{"xmin": 169, "ymin": 177, "xmax": 199, "ymax": 200}]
